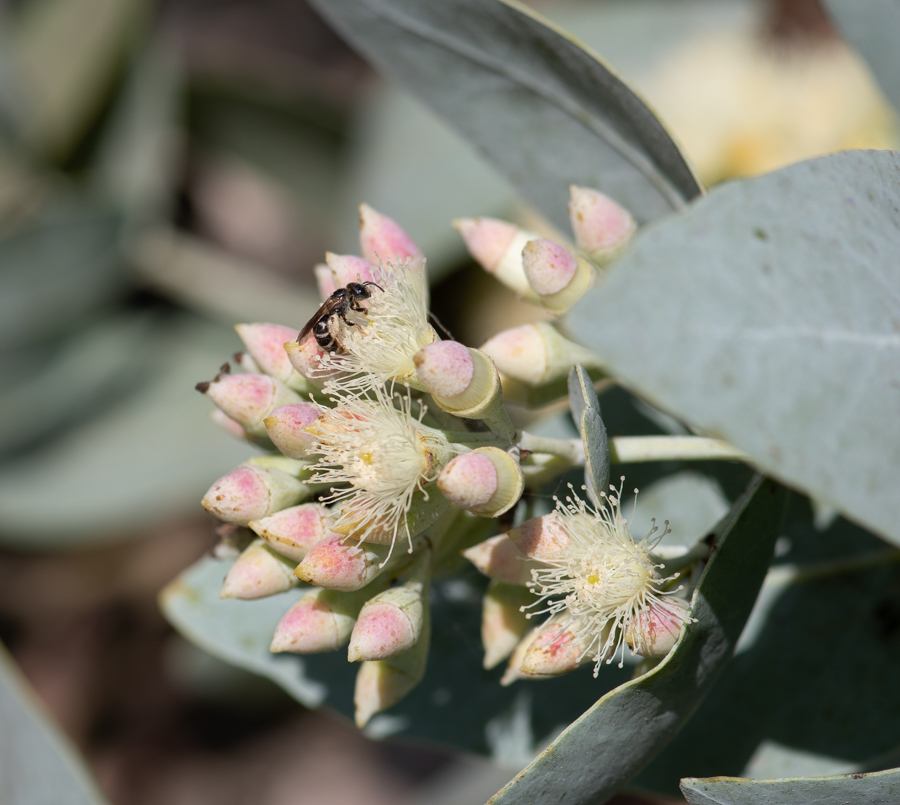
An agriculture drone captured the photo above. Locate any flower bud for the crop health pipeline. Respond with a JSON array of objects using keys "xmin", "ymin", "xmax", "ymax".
[
  {"xmin": 481, "ymin": 582, "xmax": 533, "ymax": 670},
  {"xmin": 232, "ymin": 351, "xmax": 261, "ymax": 373},
  {"xmin": 325, "ymin": 252, "xmax": 378, "ymax": 286},
  {"xmin": 293, "ymin": 534, "xmax": 392, "ymax": 591},
  {"xmin": 283, "ymin": 337, "xmax": 328, "ymax": 383},
  {"xmin": 202, "ymin": 465, "xmax": 308, "ymax": 526},
  {"xmin": 520, "ymin": 614, "xmax": 593, "ymax": 677},
  {"xmin": 348, "ymin": 551, "xmax": 429, "ymax": 662},
  {"xmin": 624, "ymin": 599, "xmax": 691, "ymax": 659},
  {"xmin": 522, "ymin": 238, "xmax": 593, "ymax": 313},
  {"xmin": 220, "ymin": 539, "xmax": 298, "ymax": 599},
  {"xmin": 249, "ymin": 502, "xmax": 330, "ymax": 562},
  {"xmin": 438, "ymin": 448, "xmax": 523, "ymax": 518},
  {"xmin": 506, "ymin": 513, "xmax": 570, "ymax": 561},
  {"xmin": 314, "ymin": 263, "xmax": 337, "ymax": 300},
  {"xmin": 196, "ymin": 372, "xmax": 301, "ymax": 437},
  {"xmin": 359, "ymin": 204, "xmax": 423, "ymax": 265},
  {"xmin": 234, "ymin": 323, "xmax": 312, "ymax": 392},
  {"xmin": 270, "ymin": 585, "xmax": 379, "ymax": 654},
  {"xmin": 568, "ymin": 185, "xmax": 636, "ymax": 265},
  {"xmin": 209, "ymin": 410, "xmax": 255, "ymax": 443},
  {"xmin": 263, "ymin": 403, "xmax": 321, "ymax": 459},
  {"xmin": 480, "ymin": 322, "xmax": 602, "ymax": 386},
  {"xmin": 453, "ymin": 217, "xmax": 540, "ymax": 301},
  {"xmin": 353, "ymin": 618, "xmax": 430, "ymax": 727},
  {"xmin": 462, "ymin": 533, "xmax": 540, "ymax": 585},
  {"xmin": 500, "ymin": 626, "xmax": 540, "ymax": 686}
]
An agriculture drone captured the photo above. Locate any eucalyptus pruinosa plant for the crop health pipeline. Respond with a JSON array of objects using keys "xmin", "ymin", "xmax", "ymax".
[{"xmin": 163, "ymin": 2, "xmax": 900, "ymax": 804}]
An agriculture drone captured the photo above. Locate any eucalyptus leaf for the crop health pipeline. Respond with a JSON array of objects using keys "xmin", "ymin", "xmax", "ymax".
[
  {"xmin": 681, "ymin": 766, "xmax": 900, "ymax": 805},
  {"xmin": 308, "ymin": 0, "xmax": 702, "ymax": 231},
  {"xmin": 567, "ymin": 150, "xmax": 900, "ymax": 547},
  {"xmin": 0, "ymin": 645, "xmax": 109, "ymax": 805},
  {"xmin": 822, "ymin": 0, "xmax": 900, "ymax": 115},
  {"xmin": 568, "ymin": 364, "xmax": 609, "ymax": 505},
  {"xmin": 488, "ymin": 476, "xmax": 787, "ymax": 805}
]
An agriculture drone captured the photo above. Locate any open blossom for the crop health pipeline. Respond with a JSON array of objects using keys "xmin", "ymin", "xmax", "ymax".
[
  {"xmin": 304, "ymin": 385, "xmax": 455, "ymax": 554},
  {"xmin": 527, "ymin": 479, "xmax": 691, "ymax": 674},
  {"xmin": 317, "ymin": 262, "xmax": 436, "ymax": 393}
]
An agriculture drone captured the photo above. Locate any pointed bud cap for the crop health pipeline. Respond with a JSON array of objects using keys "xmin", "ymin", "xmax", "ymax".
[
  {"xmin": 520, "ymin": 616, "xmax": 591, "ymax": 676},
  {"xmin": 283, "ymin": 337, "xmax": 334, "ymax": 385},
  {"xmin": 294, "ymin": 534, "xmax": 392, "ymax": 591},
  {"xmin": 348, "ymin": 576, "xmax": 427, "ymax": 662},
  {"xmin": 481, "ymin": 582, "xmax": 534, "ymax": 669},
  {"xmin": 506, "ymin": 513, "xmax": 570, "ymax": 561},
  {"xmin": 481, "ymin": 322, "xmax": 602, "ymax": 386},
  {"xmin": 438, "ymin": 447, "xmax": 523, "ymax": 518},
  {"xmin": 325, "ymin": 252, "xmax": 378, "ymax": 286},
  {"xmin": 220, "ymin": 539, "xmax": 297, "ymax": 599},
  {"xmin": 522, "ymin": 238, "xmax": 593, "ymax": 313},
  {"xmin": 359, "ymin": 204, "xmax": 423, "ymax": 265},
  {"xmin": 197, "ymin": 372, "xmax": 301, "ymax": 436},
  {"xmin": 235, "ymin": 323, "xmax": 312, "ymax": 392},
  {"xmin": 453, "ymin": 217, "xmax": 540, "ymax": 301},
  {"xmin": 249, "ymin": 502, "xmax": 329, "ymax": 562},
  {"xmin": 625, "ymin": 599, "xmax": 691, "ymax": 659},
  {"xmin": 202, "ymin": 465, "xmax": 308, "ymax": 526},
  {"xmin": 263, "ymin": 403, "xmax": 321, "ymax": 459},
  {"xmin": 463, "ymin": 533, "xmax": 539, "ymax": 585},
  {"xmin": 568, "ymin": 186, "xmax": 636, "ymax": 265},
  {"xmin": 271, "ymin": 586, "xmax": 372, "ymax": 654},
  {"xmin": 314, "ymin": 263, "xmax": 337, "ymax": 300}
]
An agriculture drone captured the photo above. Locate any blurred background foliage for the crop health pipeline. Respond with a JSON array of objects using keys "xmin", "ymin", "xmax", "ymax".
[{"xmin": 0, "ymin": 0, "xmax": 896, "ymax": 804}]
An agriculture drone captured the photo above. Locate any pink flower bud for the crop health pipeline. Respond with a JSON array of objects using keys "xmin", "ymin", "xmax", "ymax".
[
  {"xmin": 314, "ymin": 263, "xmax": 337, "ymax": 300},
  {"xmin": 359, "ymin": 204, "xmax": 422, "ymax": 264},
  {"xmin": 568, "ymin": 185, "xmax": 636, "ymax": 265},
  {"xmin": 481, "ymin": 582, "xmax": 533, "ymax": 670},
  {"xmin": 522, "ymin": 238, "xmax": 593, "ymax": 313},
  {"xmin": 263, "ymin": 403, "xmax": 321, "ymax": 459},
  {"xmin": 500, "ymin": 627, "xmax": 540, "ymax": 686},
  {"xmin": 283, "ymin": 337, "xmax": 335, "ymax": 384},
  {"xmin": 270, "ymin": 586, "xmax": 373, "ymax": 654},
  {"xmin": 520, "ymin": 617, "xmax": 590, "ymax": 676},
  {"xmin": 202, "ymin": 465, "xmax": 308, "ymax": 526},
  {"xmin": 293, "ymin": 534, "xmax": 391, "ymax": 591},
  {"xmin": 506, "ymin": 513, "xmax": 570, "ymax": 561},
  {"xmin": 197, "ymin": 372, "xmax": 301, "ymax": 436},
  {"xmin": 413, "ymin": 341, "xmax": 474, "ymax": 400},
  {"xmin": 462, "ymin": 533, "xmax": 538, "ymax": 585},
  {"xmin": 220, "ymin": 540, "xmax": 298, "ymax": 599},
  {"xmin": 624, "ymin": 599, "xmax": 691, "ymax": 659},
  {"xmin": 249, "ymin": 502, "xmax": 329, "ymax": 562},
  {"xmin": 234, "ymin": 323, "xmax": 299, "ymax": 383},
  {"xmin": 453, "ymin": 217, "xmax": 539, "ymax": 300},
  {"xmin": 438, "ymin": 447, "xmax": 523, "ymax": 518},
  {"xmin": 325, "ymin": 252, "xmax": 377, "ymax": 286}
]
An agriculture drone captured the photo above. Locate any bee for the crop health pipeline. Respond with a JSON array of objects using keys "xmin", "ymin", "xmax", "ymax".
[{"xmin": 297, "ymin": 281, "xmax": 383, "ymax": 353}]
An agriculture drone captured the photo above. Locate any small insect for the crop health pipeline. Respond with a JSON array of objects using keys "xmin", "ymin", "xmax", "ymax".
[{"xmin": 297, "ymin": 281, "xmax": 383, "ymax": 353}]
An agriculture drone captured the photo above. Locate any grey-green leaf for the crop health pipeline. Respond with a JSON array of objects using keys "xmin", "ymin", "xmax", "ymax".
[
  {"xmin": 488, "ymin": 476, "xmax": 787, "ymax": 805},
  {"xmin": 0, "ymin": 645, "xmax": 109, "ymax": 805},
  {"xmin": 823, "ymin": 0, "xmax": 900, "ymax": 115},
  {"xmin": 569, "ymin": 364, "xmax": 609, "ymax": 504},
  {"xmin": 307, "ymin": 0, "xmax": 702, "ymax": 230},
  {"xmin": 681, "ymin": 767, "xmax": 900, "ymax": 805},
  {"xmin": 567, "ymin": 150, "xmax": 900, "ymax": 547}
]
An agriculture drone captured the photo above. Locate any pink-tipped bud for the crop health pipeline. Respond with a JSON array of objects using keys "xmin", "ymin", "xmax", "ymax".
[
  {"xmin": 235, "ymin": 323, "xmax": 302, "ymax": 385},
  {"xmin": 197, "ymin": 372, "xmax": 301, "ymax": 436},
  {"xmin": 348, "ymin": 576, "xmax": 426, "ymax": 662},
  {"xmin": 568, "ymin": 186, "xmax": 636, "ymax": 265},
  {"xmin": 325, "ymin": 252, "xmax": 377, "ymax": 286},
  {"xmin": 506, "ymin": 513, "xmax": 570, "ymax": 561},
  {"xmin": 625, "ymin": 599, "xmax": 691, "ymax": 659},
  {"xmin": 293, "ymin": 534, "xmax": 391, "ymax": 592},
  {"xmin": 520, "ymin": 617, "xmax": 590, "ymax": 676},
  {"xmin": 249, "ymin": 503, "xmax": 329, "ymax": 562},
  {"xmin": 283, "ymin": 337, "xmax": 334, "ymax": 384},
  {"xmin": 481, "ymin": 582, "xmax": 534, "ymax": 670},
  {"xmin": 270, "ymin": 586, "xmax": 373, "ymax": 654},
  {"xmin": 463, "ymin": 533, "xmax": 539, "ymax": 585},
  {"xmin": 453, "ymin": 217, "xmax": 540, "ymax": 301},
  {"xmin": 438, "ymin": 447, "xmax": 523, "ymax": 518},
  {"xmin": 263, "ymin": 403, "xmax": 321, "ymax": 459},
  {"xmin": 414, "ymin": 340, "xmax": 474, "ymax": 399},
  {"xmin": 220, "ymin": 540, "xmax": 298, "ymax": 599},
  {"xmin": 481, "ymin": 322, "xmax": 602, "ymax": 386},
  {"xmin": 359, "ymin": 204, "xmax": 422, "ymax": 264},
  {"xmin": 314, "ymin": 263, "xmax": 337, "ymax": 300},
  {"xmin": 202, "ymin": 465, "xmax": 308, "ymax": 526},
  {"xmin": 522, "ymin": 239, "xmax": 593, "ymax": 313}
]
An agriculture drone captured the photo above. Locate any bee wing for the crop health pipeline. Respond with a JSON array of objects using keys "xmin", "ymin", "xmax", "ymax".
[{"xmin": 296, "ymin": 301, "xmax": 331, "ymax": 343}]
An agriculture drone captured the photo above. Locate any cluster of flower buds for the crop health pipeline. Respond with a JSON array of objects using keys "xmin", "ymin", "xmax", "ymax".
[{"xmin": 196, "ymin": 191, "xmax": 689, "ymax": 727}]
